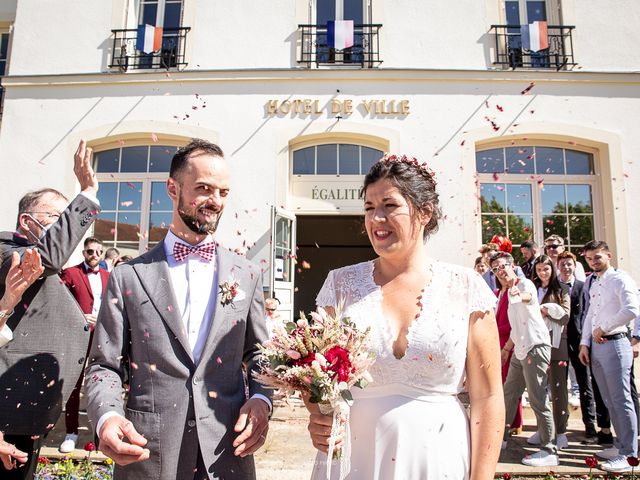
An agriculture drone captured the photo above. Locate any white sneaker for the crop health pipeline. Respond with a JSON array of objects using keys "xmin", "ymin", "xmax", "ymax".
[
  {"xmin": 596, "ymin": 446, "xmax": 619, "ymax": 460},
  {"xmin": 556, "ymin": 433, "xmax": 569, "ymax": 450},
  {"xmin": 600, "ymin": 455, "xmax": 633, "ymax": 473},
  {"xmin": 522, "ymin": 450, "xmax": 559, "ymax": 467},
  {"xmin": 527, "ymin": 431, "xmax": 541, "ymax": 445},
  {"xmin": 59, "ymin": 433, "xmax": 78, "ymax": 453}
]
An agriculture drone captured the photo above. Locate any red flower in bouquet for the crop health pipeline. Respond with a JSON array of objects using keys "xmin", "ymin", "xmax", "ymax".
[
  {"xmin": 628, "ymin": 456, "xmax": 640, "ymax": 466},
  {"xmin": 325, "ymin": 346, "xmax": 353, "ymax": 382},
  {"xmin": 294, "ymin": 352, "xmax": 317, "ymax": 367},
  {"xmin": 83, "ymin": 442, "xmax": 96, "ymax": 452},
  {"xmin": 584, "ymin": 455, "xmax": 598, "ymax": 468}
]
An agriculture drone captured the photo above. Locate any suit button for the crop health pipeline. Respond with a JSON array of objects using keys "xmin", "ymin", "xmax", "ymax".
[
  {"xmin": 78, "ymin": 357, "xmax": 85, "ymax": 364},
  {"xmin": 192, "ymin": 378, "xmax": 198, "ymax": 385},
  {"xmin": 187, "ymin": 419, "xmax": 196, "ymax": 428}
]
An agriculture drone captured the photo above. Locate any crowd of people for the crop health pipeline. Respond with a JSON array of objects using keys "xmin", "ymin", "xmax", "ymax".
[
  {"xmin": 474, "ymin": 234, "xmax": 640, "ymax": 472},
  {"xmin": 0, "ymin": 138, "xmax": 638, "ymax": 479}
]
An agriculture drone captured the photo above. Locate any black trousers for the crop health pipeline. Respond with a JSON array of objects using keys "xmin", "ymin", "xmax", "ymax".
[
  {"xmin": 568, "ymin": 340, "xmax": 598, "ymax": 428},
  {"xmin": 0, "ymin": 434, "xmax": 41, "ymax": 480}
]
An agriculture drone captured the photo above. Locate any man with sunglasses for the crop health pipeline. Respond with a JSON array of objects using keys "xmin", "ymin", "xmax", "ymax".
[
  {"xmin": 544, "ymin": 234, "xmax": 586, "ymax": 281},
  {"xmin": 58, "ymin": 237, "xmax": 109, "ymax": 453},
  {"xmin": 0, "ymin": 140, "xmax": 100, "ymax": 480}
]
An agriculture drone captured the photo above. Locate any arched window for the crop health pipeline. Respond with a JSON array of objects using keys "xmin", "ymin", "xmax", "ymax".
[
  {"xmin": 476, "ymin": 144, "xmax": 597, "ymax": 261},
  {"xmin": 94, "ymin": 144, "xmax": 179, "ymax": 256},
  {"xmin": 292, "ymin": 143, "xmax": 383, "ymax": 176}
]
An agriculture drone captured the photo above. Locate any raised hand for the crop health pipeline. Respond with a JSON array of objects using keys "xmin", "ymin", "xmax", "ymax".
[
  {"xmin": 99, "ymin": 416, "xmax": 150, "ymax": 466},
  {"xmin": 0, "ymin": 250, "xmax": 44, "ymax": 314},
  {"xmin": 74, "ymin": 139, "xmax": 98, "ymax": 196},
  {"xmin": 232, "ymin": 398, "xmax": 270, "ymax": 457}
]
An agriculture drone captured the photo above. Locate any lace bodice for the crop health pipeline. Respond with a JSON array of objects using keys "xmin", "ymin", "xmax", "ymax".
[{"xmin": 316, "ymin": 260, "xmax": 496, "ymax": 396}]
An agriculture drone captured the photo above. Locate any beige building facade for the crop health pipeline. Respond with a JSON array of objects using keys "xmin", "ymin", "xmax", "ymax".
[{"xmin": 0, "ymin": 0, "xmax": 639, "ymax": 319}]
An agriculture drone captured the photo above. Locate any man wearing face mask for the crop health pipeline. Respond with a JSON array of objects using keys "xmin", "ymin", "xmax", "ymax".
[{"xmin": 0, "ymin": 140, "xmax": 100, "ymax": 480}]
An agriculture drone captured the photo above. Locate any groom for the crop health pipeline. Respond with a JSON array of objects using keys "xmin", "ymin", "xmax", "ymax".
[{"xmin": 85, "ymin": 139, "xmax": 272, "ymax": 480}]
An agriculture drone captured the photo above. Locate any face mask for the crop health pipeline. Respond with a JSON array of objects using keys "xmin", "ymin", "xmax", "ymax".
[{"xmin": 24, "ymin": 213, "xmax": 55, "ymax": 242}]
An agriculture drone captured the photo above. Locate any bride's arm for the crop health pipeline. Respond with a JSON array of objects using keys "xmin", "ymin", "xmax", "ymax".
[{"xmin": 466, "ymin": 309, "xmax": 505, "ymax": 480}]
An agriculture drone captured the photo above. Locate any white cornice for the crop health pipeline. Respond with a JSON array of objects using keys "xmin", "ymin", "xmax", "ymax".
[{"xmin": 2, "ymin": 68, "xmax": 640, "ymax": 88}]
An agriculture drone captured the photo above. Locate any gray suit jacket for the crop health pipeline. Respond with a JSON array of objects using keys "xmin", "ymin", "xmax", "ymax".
[
  {"xmin": 0, "ymin": 194, "xmax": 100, "ymax": 434},
  {"xmin": 85, "ymin": 242, "xmax": 271, "ymax": 480}
]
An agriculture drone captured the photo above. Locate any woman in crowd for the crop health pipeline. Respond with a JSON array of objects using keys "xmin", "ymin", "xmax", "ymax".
[
  {"xmin": 305, "ymin": 154, "xmax": 504, "ymax": 479},
  {"xmin": 529, "ymin": 255, "xmax": 570, "ymax": 449}
]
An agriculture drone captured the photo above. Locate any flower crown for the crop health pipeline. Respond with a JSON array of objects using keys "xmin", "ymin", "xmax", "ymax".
[{"xmin": 379, "ymin": 154, "xmax": 437, "ymax": 183}]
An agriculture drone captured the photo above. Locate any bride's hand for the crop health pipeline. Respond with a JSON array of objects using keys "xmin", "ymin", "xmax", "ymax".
[{"xmin": 302, "ymin": 393, "xmax": 344, "ymax": 453}]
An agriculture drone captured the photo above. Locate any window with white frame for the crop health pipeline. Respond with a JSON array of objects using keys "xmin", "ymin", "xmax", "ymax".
[
  {"xmin": 477, "ymin": 145, "xmax": 597, "ymax": 261},
  {"xmin": 293, "ymin": 143, "xmax": 383, "ymax": 176},
  {"xmin": 0, "ymin": 32, "xmax": 10, "ymax": 116},
  {"xmin": 94, "ymin": 144, "xmax": 179, "ymax": 256}
]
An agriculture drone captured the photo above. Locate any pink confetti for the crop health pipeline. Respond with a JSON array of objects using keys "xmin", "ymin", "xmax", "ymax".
[{"xmin": 150, "ymin": 133, "xmax": 159, "ymax": 143}]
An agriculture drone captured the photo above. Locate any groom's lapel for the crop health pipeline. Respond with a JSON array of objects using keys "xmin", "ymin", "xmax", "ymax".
[
  {"xmin": 198, "ymin": 248, "xmax": 238, "ymax": 366},
  {"xmin": 132, "ymin": 242, "xmax": 195, "ymax": 364}
]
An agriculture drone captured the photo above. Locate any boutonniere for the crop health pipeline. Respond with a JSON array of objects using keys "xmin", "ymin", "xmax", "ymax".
[{"xmin": 219, "ymin": 280, "xmax": 241, "ymax": 307}]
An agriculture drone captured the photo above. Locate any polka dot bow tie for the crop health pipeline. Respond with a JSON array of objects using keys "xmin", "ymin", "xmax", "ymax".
[{"xmin": 172, "ymin": 241, "xmax": 216, "ymax": 262}]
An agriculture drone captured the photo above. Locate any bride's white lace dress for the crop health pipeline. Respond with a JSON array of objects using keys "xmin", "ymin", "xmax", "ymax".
[{"xmin": 311, "ymin": 259, "xmax": 496, "ymax": 480}]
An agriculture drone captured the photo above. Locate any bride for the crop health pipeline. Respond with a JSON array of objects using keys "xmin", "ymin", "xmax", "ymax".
[{"xmin": 305, "ymin": 155, "xmax": 504, "ymax": 479}]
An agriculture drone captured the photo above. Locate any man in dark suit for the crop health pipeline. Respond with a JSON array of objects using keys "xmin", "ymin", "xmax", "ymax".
[
  {"xmin": 0, "ymin": 140, "xmax": 100, "ymax": 479},
  {"xmin": 58, "ymin": 236, "xmax": 110, "ymax": 453},
  {"xmin": 558, "ymin": 251, "xmax": 598, "ymax": 443}
]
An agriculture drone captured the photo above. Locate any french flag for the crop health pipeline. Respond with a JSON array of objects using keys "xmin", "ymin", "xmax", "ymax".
[
  {"xmin": 136, "ymin": 24, "xmax": 163, "ymax": 54},
  {"xmin": 327, "ymin": 20, "xmax": 354, "ymax": 50},
  {"xmin": 521, "ymin": 21, "xmax": 548, "ymax": 52}
]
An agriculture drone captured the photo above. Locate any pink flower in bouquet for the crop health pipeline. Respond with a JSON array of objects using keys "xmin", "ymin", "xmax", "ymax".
[
  {"xmin": 285, "ymin": 349, "xmax": 301, "ymax": 360},
  {"xmin": 325, "ymin": 346, "xmax": 353, "ymax": 382}
]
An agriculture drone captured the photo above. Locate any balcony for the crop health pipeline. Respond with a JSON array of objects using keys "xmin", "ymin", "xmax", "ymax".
[
  {"xmin": 298, "ymin": 24, "xmax": 382, "ymax": 68},
  {"xmin": 490, "ymin": 24, "xmax": 576, "ymax": 70},
  {"xmin": 108, "ymin": 27, "xmax": 190, "ymax": 71}
]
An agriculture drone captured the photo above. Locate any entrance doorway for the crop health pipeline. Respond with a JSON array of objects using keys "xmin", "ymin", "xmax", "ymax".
[{"xmin": 295, "ymin": 215, "xmax": 376, "ymax": 316}]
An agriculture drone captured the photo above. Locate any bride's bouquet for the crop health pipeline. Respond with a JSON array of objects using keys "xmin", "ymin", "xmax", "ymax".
[{"xmin": 254, "ymin": 308, "xmax": 375, "ymax": 480}]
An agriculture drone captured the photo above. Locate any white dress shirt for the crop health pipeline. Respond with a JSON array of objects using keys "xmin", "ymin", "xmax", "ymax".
[
  {"xmin": 84, "ymin": 262, "xmax": 104, "ymax": 316},
  {"xmin": 580, "ymin": 267, "xmax": 640, "ymax": 346},
  {"xmin": 0, "ymin": 324, "xmax": 12, "ymax": 347},
  {"xmin": 163, "ymin": 231, "xmax": 219, "ymax": 364},
  {"xmin": 506, "ymin": 278, "xmax": 551, "ymax": 360}
]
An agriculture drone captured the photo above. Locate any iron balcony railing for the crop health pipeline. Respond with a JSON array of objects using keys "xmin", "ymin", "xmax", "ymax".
[
  {"xmin": 490, "ymin": 24, "xmax": 576, "ymax": 70},
  {"xmin": 298, "ymin": 24, "xmax": 382, "ymax": 68},
  {"xmin": 108, "ymin": 27, "xmax": 190, "ymax": 71}
]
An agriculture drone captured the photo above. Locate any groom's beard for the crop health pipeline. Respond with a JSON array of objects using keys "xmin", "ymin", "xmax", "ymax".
[{"xmin": 177, "ymin": 195, "xmax": 223, "ymax": 235}]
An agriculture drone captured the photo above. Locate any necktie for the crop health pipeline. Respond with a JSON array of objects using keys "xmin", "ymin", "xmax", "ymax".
[{"xmin": 172, "ymin": 241, "xmax": 216, "ymax": 262}]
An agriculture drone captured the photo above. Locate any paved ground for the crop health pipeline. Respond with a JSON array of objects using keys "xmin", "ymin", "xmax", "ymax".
[{"xmin": 41, "ymin": 394, "xmax": 614, "ymax": 478}]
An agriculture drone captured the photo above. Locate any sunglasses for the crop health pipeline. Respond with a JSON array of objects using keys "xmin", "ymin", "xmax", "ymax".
[
  {"xmin": 546, "ymin": 244, "xmax": 562, "ymax": 250},
  {"xmin": 84, "ymin": 248, "xmax": 103, "ymax": 256},
  {"xmin": 491, "ymin": 263, "xmax": 511, "ymax": 274}
]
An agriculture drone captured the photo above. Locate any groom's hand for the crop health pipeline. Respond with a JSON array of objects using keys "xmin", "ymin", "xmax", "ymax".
[
  {"xmin": 99, "ymin": 416, "xmax": 150, "ymax": 466},
  {"xmin": 233, "ymin": 398, "xmax": 270, "ymax": 457}
]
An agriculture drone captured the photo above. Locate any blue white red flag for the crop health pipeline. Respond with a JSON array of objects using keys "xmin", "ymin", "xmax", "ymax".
[
  {"xmin": 136, "ymin": 24, "xmax": 163, "ymax": 54},
  {"xmin": 327, "ymin": 20, "xmax": 354, "ymax": 50},
  {"xmin": 521, "ymin": 21, "xmax": 548, "ymax": 52}
]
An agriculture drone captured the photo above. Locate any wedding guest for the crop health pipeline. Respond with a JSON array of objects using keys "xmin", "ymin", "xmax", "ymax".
[
  {"xmin": 104, "ymin": 247, "xmax": 120, "ymax": 271},
  {"xmin": 558, "ymin": 251, "xmax": 598, "ymax": 443},
  {"xmin": 579, "ymin": 240, "xmax": 639, "ymax": 473},
  {"xmin": 58, "ymin": 237, "xmax": 110, "ymax": 453},
  {"xmin": 307, "ymin": 154, "xmax": 503, "ymax": 479},
  {"xmin": 520, "ymin": 240, "xmax": 539, "ymax": 279},
  {"xmin": 474, "ymin": 256, "xmax": 489, "ymax": 275},
  {"xmin": 85, "ymin": 139, "xmax": 271, "ymax": 479},
  {"xmin": 0, "ymin": 249, "xmax": 44, "ymax": 347},
  {"xmin": 491, "ymin": 252, "xmax": 558, "ymax": 467},
  {"xmin": 528, "ymin": 255, "xmax": 570, "ymax": 450},
  {"xmin": 544, "ymin": 235, "xmax": 585, "ymax": 281},
  {"xmin": 264, "ymin": 297, "xmax": 283, "ymax": 336},
  {"xmin": 479, "ymin": 243, "xmax": 500, "ymax": 290},
  {"xmin": 492, "ymin": 253, "xmax": 523, "ymax": 436},
  {"xmin": 113, "ymin": 254, "xmax": 133, "ymax": 267},
  {"xmin": 0, "ymin": 140, "xmax": 100, "ymax": 480}
]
